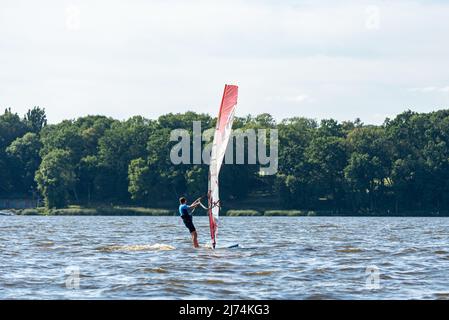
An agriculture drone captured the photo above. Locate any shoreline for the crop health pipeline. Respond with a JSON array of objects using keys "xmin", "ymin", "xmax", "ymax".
[{"xmin": 3, "ymin": 207, "xmax": 447, "ymax": 217}]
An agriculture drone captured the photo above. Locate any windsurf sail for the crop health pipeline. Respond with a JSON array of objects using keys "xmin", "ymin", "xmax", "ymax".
[{"xmin": 208, "ymin": 84, "xmax": 238, "ymax": 249}]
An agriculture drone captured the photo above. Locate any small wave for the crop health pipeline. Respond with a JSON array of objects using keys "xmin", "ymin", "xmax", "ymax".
[
  {"xmin": 97, "ymin": 243, "xmax": 175, "ymax": 252},
  {"xmin": 336, "ymin": 247, "xmax": 363, "ymax": 253},
  {"xmin": 204, "ymin": 279, "xmax": 226, "ymax": 284},
  {"xmin": 301, "ymin": 247, "xmax": 317, "ymax": 252},
  {"xmin": 163, "ymin": 287, "xmax": 191, "ymax": 295},
  {"xmin": 392, "ymin": 247, "xmax": 419, "ymax": 256},
  {"xmin": 433, "ymin": 292, "xmax": 449, "ymax": 299},
  {"xmin": 380, "ymin": 274, "xmax": 395, "ymax": 280},
  {"xmin": 244, "ymin": 271, "xmax": 275, "ymax": 276},
  {"xmin": 316, "ymin": 224, "xmax": 339, "ymax": 229},
  {"xmin": 434, "ymin": 250, "xmax": 448, "ymax": 255},
  {"xmin": 339, "ymin": 266, "xmax": 357, "ymax": 272},
  {"xmin": 305, "ymin": 293, "xmax": 335, "ymax": 300},
  {"xmin": 249, "ymin": 252, "xmax": 266, "ymax": 257},
  {"xmin": 142, "ymin": 267, "xmax": 168, "ymax": 274},
  {"xmin": 312, "ymin": 267, "xmax": 329, "ymax": 274},
  {"xmin": 37, "ymin": 241, "xmax": 55, "ymax": 248},
  {"xmin": 156, "ymin": 224, "xmax": 175, "ymax": 228}
]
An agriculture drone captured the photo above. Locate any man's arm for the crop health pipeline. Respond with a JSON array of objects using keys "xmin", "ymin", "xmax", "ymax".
[
  {"xmin": 190, "ymin": 202, "xmax": 200, "ymax": 209},
  {"xmin": 190, "ymin": 197, "xmax": 203, "ymax": 208}
]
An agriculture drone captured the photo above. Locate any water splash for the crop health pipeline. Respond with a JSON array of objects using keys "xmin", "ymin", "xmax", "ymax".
[{"xmin": 97, "ymin": 243, "xmax": 175, "ymax": 252}]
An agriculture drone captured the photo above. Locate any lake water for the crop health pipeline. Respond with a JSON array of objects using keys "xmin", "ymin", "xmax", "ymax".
[{"xmin": 1, "ymin": 216, "xmax": 449, "ymax": 299}]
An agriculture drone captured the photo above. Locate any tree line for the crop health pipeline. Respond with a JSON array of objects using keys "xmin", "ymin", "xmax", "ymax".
[{"xmin": 1, "ymin": 107, "xmax": 449, "ymax": 215}]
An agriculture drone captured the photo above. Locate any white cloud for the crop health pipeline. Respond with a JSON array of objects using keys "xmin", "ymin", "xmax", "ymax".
[
  {"xmin": 408, "ymin": 86, "xmax": 449, "ymax": 93},
  {"xmin": 266, "ymin": 95, "xmax": 309, "ymax": 103},
  {"xmin": 1, "ymin": 0, "xmax": 449, "ymax": 125},
  {"xmin": 287, "ymin": 95, "xmax": 309, "ymax": 103}
]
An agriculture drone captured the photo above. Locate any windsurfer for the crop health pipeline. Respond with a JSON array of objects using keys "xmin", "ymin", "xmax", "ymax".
[{"xmin": 179, "ymin": 197, "xmax": 201, "ymax": 248}]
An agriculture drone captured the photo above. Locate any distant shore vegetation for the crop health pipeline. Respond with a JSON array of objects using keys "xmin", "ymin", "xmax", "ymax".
[{"xmin": 1, "ymin": 106, "xmax": 449, "ymax": 216}]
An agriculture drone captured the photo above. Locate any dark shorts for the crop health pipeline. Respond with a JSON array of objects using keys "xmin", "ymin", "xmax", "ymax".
[{"xmin": 181, "ymin": 215, "xmax": 196, "ymax": 233}]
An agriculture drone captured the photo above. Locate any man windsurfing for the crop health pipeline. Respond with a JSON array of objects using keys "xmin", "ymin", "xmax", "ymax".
[
  {"xmin": 179, "ymin": 197, "xmax": 202, "ymax": 248},
  {"xmin": 178, "ymin": 84, "xmax": 238, "ymax": 249}
]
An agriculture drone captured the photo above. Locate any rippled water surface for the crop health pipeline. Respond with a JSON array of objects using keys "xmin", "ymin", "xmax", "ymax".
[{"xmin": 1, "ymin": 216, "xmax": 449, "ymax": 299}]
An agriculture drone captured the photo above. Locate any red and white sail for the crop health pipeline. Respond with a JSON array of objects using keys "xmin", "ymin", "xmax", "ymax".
[{"xmin": 208, "ymin": 84, "xmax": 238, "ymax": 248}]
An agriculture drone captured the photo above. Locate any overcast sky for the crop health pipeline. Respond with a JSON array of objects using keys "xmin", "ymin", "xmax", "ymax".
[{"xmin": 1, "ymin": 0, "xmax": 449, "ymax": 124}]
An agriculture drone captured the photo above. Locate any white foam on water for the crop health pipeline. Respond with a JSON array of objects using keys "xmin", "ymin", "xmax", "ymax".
[{"xmin": 99, "ymin": 243, "xmax": 176, "ymax": 252}]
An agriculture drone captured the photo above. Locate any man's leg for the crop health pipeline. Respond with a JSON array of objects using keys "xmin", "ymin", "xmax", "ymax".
[{"xmin": 191, "ymin": 231, "xmax": 199, "ymax": 248}]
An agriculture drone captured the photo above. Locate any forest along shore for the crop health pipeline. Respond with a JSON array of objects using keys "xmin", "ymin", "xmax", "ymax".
[{"xmin": 2, "ymin": 107, "xmax": 449, "ymax": 216}]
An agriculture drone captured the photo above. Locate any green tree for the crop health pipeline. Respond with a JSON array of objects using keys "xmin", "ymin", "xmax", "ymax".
[
  {"xmin": 344, "ymin": 126, "xmax": 392, "ymax": 212},
  {"xmin": 79, "ymin": 155, "xmax": 99, "ymax": 205},
  {"xmin": 128, "ymin": 158, "xmax": 161, "ymax": 204},
  {"xmin": 0, "ymin": 108, "xmax": 29, "ymax": 195},
  {"xmin": 306, "ymin": 135, "xmax": 346, "ymax": 212},
  {"xmin": 6, "ymin": 132, "xmax": 42, "ymax": 193},
  {"xmin": 25, "ymin": 107, "xmax": 47, "ymax": 133},
  {"xmin": 98, "ymin": 116, "xmax": 155, "ymax": 201},
  {"xmin": 0, "ymin": 108, "xmax": 28, "ymax": 149},
  {"xmin": 35, "ymin": 149, "xmax": 76, "ymax": 208},
  {"xmin": 276, "ymin": 117, "xmax": 317, "ymax": 208}
]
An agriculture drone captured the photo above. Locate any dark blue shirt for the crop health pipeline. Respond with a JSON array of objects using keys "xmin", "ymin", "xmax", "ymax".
[{"xmin": 179, "ymin": 204, "xmax": 190, "ymax": 216}]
